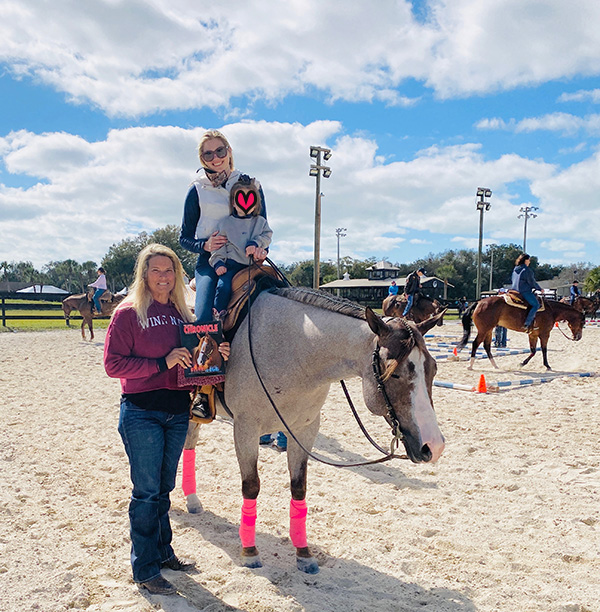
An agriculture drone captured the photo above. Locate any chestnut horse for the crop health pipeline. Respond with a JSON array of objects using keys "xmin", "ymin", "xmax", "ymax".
[
  {"xmin": 559, "ymin": 295, "xmax": 598, "ymax": 317},
  {"xmin": 62, "ymin": 291, "xmax": 124, "ymax": 341},
  {"xmin": 382, "ymin": 292, "xmax": 444, "ymax": 325},
  {"xmin": 457, "ymin": 296, "xmax": 585, "ymax": 370}
]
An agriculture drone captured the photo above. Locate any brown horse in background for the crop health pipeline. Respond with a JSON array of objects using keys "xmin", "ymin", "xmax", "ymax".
[
  {"xmin": 382, "ymin": 292, "xmax": 444, "ymax": 325},
  {"xmin": 62, "ymin": 291, "xmax": 124, "ymax": 340},
  {"xmin": 559, "ymin": 295, "xmax": 598, "ymax": 317},
  {"xmin": 457, "ymin": 296, "xmax": 585, "ymax": 371}
]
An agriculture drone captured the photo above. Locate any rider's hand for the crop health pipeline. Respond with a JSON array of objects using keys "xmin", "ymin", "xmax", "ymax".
[
  {"xmin": 204, "ymin": 231, "xmax": 228, "ymax": 252},
  {"xmin": 216, "ymin": 266, "xmax": 227, "ymax": 276},
  {"xmin": 253, "ymin": 247, "xmax": 267, "ymax": 262},
  {"xmin": 245, "ymin": 245, "xmax": 256, "ymax": 257},
  {"xmin": 165, "ymin": 347, "xmax": 192, "ymax": 369}
]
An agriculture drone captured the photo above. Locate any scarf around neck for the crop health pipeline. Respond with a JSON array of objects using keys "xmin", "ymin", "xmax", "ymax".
[{"xmin": 202, "ymin": 166, "xmax": 230, "ymax": 188}]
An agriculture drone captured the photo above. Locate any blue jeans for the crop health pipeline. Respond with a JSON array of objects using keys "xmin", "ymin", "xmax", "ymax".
[
  {"xmin": 522, "ymin": 292, "xmax": 539, "ymax": 327},
  {"xmin": 402, "ymin": 294, "xmax": 414, "ymax": 316},
  {"xmin": 214, "ymin": 261, "xmax": 246, "ymax": 314},
  {"xmin": 93, "ymin": 288, "xmax": 104, "ymax": 313},
  {"xmin": 118, "ymin": 399, "xmax": 189, "ymax": 583},
  {"xmin": 194, "ymin": 254, "xmax": 220, "ymax": 321}
]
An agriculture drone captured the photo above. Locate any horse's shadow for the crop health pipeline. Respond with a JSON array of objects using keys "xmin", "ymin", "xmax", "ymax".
[
  {"xmin": 170, "ymin": 508, "xmax": 475, "ymax": 612},
  {"xmin": 312, "ymin": 431, "xmax": 438, "ymax": 490}
]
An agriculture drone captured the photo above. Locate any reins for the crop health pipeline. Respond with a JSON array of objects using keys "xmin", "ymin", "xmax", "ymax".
[{"xmin": 243, "ymin": 258, "xmax": 407, "ymax": 467}]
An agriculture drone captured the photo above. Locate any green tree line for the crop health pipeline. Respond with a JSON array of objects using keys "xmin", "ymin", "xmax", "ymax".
[{"xmin": 2, "ymin": 226, "xmax": 599, "ymax": 298}]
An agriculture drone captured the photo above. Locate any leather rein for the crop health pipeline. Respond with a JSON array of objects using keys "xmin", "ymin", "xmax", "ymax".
[{"xmin": 241, "ymin": 259, "xmax": 409, "ymax": 467}]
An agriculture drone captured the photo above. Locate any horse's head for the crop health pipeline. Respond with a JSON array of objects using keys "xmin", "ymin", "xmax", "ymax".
[
  {"xmin": 566, "ymin": 308, "xmax": 585, "ymax": 341},
  {"xmin": 361, "ymin": 308, "xmax": 445, "ymax": 464}
]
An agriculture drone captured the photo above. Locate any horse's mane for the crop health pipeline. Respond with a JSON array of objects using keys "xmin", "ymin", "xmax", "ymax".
[{"xmin": 269, "ymin": 287, "xmax": 366, "ymax": 320}]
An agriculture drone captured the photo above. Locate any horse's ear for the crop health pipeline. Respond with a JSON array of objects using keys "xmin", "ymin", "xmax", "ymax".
[
  {"xmin": 416, "ymin": 309, "xmax": 447, "ymax": 335},
  {"xmin": 365, "ymin": 307, "xmax": 391, "ymax": 337}
]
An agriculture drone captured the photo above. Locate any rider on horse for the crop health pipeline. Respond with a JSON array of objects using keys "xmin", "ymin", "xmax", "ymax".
[
  {"xmin": 88, "ymin": 267, "xmax": 107, "ymax": 315},
  {"xmin": 511, "ymin": 254, "xmax": 542, "ymax": 333},
  {"xmin": 402, "ymin": 268, "xmax": 426, "ymax": 317}
]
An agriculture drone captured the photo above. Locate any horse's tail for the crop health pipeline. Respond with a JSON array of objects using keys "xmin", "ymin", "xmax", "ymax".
[{"xmin": 456, "ymin": 301, "xmax": 477, "ymax": 351}]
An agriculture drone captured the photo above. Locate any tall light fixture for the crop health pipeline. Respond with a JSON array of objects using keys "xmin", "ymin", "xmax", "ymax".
[
  {"xmin": 518, "ymin": 205, "xmax": 538, "ymax": 253},
  {"xmin": 475, "ymin": 187, "xmax": 492, "ymax": 299},
  {"xmin": 335, "ymin": 227, "xmax": 347, "ymax": 279},
  {"xmin": 309, "ymin": 146, "xmax": 332, "ymax": 289}
]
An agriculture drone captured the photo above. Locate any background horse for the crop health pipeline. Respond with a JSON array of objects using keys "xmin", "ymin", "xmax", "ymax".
[
  {"xmin": 62, "ymin": 292, "xmax": 124, "ymax": 340},
  {"xmin": 382, "ymin": 292, "xmax": 444, "ymax": 325},
  {"xmin": 184, "ymin": 288, "xmax": 445, "ymax": 574},
  {"xmin": 559, "ymin": 295, "xmax": 598, "ymax": 317},
  {"xmin": 457, "ymin": 297, "xmax": 585, "ymax": 370}
]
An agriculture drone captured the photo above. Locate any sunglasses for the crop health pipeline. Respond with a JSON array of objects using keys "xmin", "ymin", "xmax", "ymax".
[{"xmin": 201, "ymin": 145, "xmax": 229, "ymax": 162}]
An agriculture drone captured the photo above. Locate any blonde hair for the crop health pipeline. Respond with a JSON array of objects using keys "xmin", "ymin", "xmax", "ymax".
[
  {"xmin": 114, "ymin": 243, "xmax": 194, "ymax": 328},
  {"xmin": 198, "ymin": 129, "xmax": 234, "ymax": 172}
]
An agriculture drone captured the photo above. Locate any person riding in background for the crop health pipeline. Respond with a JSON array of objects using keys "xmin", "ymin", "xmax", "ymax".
[
  {"xmin": 89, "ymin": 267, "xmax": 107, "ymax": 315},
  {"xmin": 511, "ymin": 253, "xmax": 543, "ymax": 332},
  {"xmin": 388, "ymin": 280, "xmax": 399, "ymax": 296},
  {"xmin": 570, "ymin": 280, "xmax": 580, "ymax": 306},
  {"xmin": 402, "ymin": 268, "xmax": 426, "ymax": 317}
]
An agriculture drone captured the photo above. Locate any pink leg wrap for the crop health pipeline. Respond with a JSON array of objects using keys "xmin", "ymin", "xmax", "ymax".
[
  {"xmin": 182, "ymin": 449, "xmax": 196, "ymax": 496},
  {"xmin": 289, "ymin": 499, "xmax": 308, "ymax": 548},
  {"xmin": 239, "ymin": 499, "xmax": 257, "ymax": 548}
]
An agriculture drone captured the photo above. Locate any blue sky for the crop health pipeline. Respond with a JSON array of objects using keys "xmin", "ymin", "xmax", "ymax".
[{"xmin": 1, "ymin": 0, "xmax": 600, "ymax": 272}]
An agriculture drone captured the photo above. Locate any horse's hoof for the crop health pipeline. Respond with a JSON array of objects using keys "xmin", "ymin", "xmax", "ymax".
[
  {"xmin": 296, "ymin": 556, "xmax": 319, "ymax": 574},
  {"xmin": 241, "ymin": 555, "xmax": 263, "ymax": 569},
  {"xmin": 186, "ymin": 494, "xmax": 202, "ymax": 514}
]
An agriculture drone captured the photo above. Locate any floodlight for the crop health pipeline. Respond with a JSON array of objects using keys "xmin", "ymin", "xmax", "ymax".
[
  {"xmin": 322, "ymin": 167, "xmax": 332, "ymax": 178},
  {"xmin": 310, "ymin": 147, "xmax": 320, "ymax": 158}
]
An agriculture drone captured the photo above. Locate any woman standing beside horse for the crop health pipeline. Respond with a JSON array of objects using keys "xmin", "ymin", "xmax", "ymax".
[{"xmin": 103, "ymin": 244, "xmax": 229, "ymax": 595}]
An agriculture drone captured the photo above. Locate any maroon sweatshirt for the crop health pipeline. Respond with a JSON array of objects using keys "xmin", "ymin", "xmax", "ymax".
[{"xmin": 104, "ymin": 301, "xmax": 188, "ymax": 394}]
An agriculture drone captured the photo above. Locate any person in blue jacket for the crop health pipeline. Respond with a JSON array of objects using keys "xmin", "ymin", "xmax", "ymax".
[
  {"xmin": 511, "ymin": 253, "xmax": 543, "ymax": 332},
  {"xmin": 570, "ymin": 280, "xmax": 580, "ymax": 306}
]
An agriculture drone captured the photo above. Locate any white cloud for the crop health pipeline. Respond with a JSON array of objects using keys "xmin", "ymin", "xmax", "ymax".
[
  {"xmin": 540, "ymin": 239, "xmax": 585, "ymax": 252},
  {"xmin": 1, "ymin": 0, "xmax": 600, "ymax": 116},
  {"xmin": 6, "ymin": 119, "xmax": 600, "ymax": 268},
  {"xmin": 476, "ymin": 112, "xmax": 600, "ymax": 136},
  {"xmin": 559, "ymin": 89, "xmax": 600, "ymax": 103}
]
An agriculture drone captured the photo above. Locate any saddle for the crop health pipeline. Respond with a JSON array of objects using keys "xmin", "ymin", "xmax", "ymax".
[
  {"xmin": 503, "ymin": 290, "xmax": 545, "ymax": 312},
  {"xmin": 87, "ymin": 288, "xmax": 114, "ymax": 303},
  {"xmin": 221, "ymin": 262, "xmax": 286, "ymax": 333}
]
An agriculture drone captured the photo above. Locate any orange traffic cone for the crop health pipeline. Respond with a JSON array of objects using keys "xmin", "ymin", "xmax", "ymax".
[
  {"xmin": 555, "ymin": 322, "xmax": 559, "ymax": 328},
  {"xmin": 477, "ymin": 374, "xmax": 487, "ymax": 393},
  {"xmin": 453, "ymin": 346, "xmax": 458, "ymax": 357}
]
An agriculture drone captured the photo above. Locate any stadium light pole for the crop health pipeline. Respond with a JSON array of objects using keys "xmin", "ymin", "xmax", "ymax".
[
  {"xmin": 309, "ymin": 146, "xmax": 332, "ymax": 289},
  {"xmin": 335, "ymin": 227, "xmax": 347, "ymax": 279},
  {"xmin": 518, "ymin": 205, "xmax": 538, "ymax": 253},
  {"xmin": 475, "ymin": 187, "xmax": 492, "ymax": 300}
]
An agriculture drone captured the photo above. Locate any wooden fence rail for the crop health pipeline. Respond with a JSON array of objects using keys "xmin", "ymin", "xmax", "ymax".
[{"xmin": 0, "ymin": 292, "xmax": 92, "ymax": 326}]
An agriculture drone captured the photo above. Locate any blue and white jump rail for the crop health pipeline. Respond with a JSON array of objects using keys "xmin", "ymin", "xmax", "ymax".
[{"xmin": 434, "ymin": 372, "xmax": 595, "ymax": 393}]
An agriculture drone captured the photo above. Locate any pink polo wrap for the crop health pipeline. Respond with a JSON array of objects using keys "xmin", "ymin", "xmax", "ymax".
[
  {"xmin": 289, "ymin": 498, "xmax": 308, "ymax": 548},
  {"xmin": 182, "ymin": 449, "xmax": 196, "ymax": 496},
  {"xmin": 239, "ymin": 498, "xmax": 257, "ymax": 548}
]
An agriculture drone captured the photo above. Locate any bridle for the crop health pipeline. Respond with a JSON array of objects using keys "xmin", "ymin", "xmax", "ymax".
[{"xmin": 241, "ymin": 259, "xmax": 410, "ymax": 467}]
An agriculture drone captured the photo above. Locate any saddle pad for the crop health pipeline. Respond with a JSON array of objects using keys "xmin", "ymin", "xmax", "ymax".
[{"xmin": 503, "ymin": 291, "xmax": 545, "ymax": 311}]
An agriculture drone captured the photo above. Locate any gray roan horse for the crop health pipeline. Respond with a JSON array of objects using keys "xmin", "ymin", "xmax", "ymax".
[
  {"xmin": 62, "ymin": 291, "xmax": 124, "ymax": 340},
  {"xmin": 184, "ymin": 287, "xmax": 445, "ymax": 574}
]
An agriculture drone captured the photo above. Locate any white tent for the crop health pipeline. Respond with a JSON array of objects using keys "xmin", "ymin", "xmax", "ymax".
[{"xmin": 16, "ymin": 284, "xmax": 69, "ymax": 294}]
